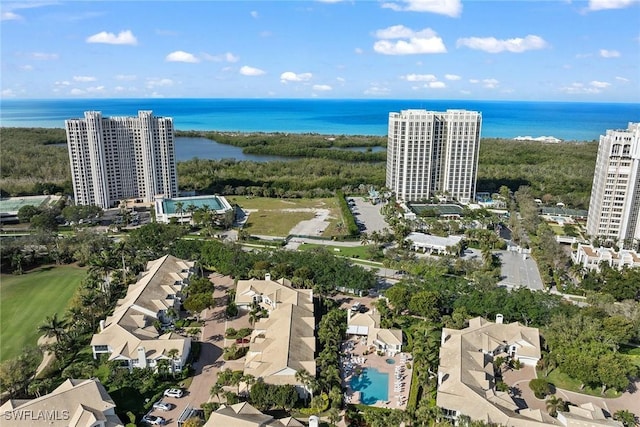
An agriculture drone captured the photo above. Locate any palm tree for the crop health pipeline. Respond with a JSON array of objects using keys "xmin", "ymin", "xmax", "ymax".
[
  {"xmin": 295, "ymin": 368, "xmax": 316, "ymax": 401},
  {"xmin": 175, "ymin": 201, "xmax": 184, "ymax": 223},
  {"xmin": 546, "ymin": 395, "xmax": 565, "ymax": 417},
  {"xmin": 210, "ymin": 383, "xmax": 223, "ymax": 402},
  {"xmin": 38, "ymin": 313, "xmax": 68, "ymax": 344},
  {"xmin": 167, "ymin": 348, "xmax": 180, "ymax": 375},
  {"xmin": 88, "ymin": 250, "xmax": 116, "ymax": 301}
]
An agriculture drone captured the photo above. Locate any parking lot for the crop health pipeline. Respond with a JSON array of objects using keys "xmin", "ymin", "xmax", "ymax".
[
  {"xmin": 348, "ymin": 197, "xmax": 388, "ymax": 233},
  {"xmin": 497, "ymin": 249, "xmax": 544, "ymax": 290}
]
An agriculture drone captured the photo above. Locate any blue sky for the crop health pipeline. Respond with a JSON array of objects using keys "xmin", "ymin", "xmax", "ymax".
[{"xmin": 1, "ymin": 0, "xmax": 639, "ymax": 102}]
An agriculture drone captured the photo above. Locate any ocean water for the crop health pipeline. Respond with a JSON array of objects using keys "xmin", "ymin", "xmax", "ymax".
[{"xmin": 1, "ymin": 98, "xmax": 638, "ymax": 141}]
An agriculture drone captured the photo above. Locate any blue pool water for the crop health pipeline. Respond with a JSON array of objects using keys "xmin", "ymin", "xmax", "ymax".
[
  {"xmin": 350, "ymin": 368, "xmax": 389, "ymax": 405},
  {"xmin": 163, "ymin": 196, "xmax": 225, "ymax": 214}
]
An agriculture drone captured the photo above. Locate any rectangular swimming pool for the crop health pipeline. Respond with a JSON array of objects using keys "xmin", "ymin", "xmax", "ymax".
[{"xmin": 350, "ymin": 367, "xmax": 389, "ymax": 405}]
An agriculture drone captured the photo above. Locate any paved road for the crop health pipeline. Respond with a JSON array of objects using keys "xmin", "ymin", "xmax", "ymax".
[{"xmin": 146, "ymin": 273, "xmax": 232, "ymax": 426}]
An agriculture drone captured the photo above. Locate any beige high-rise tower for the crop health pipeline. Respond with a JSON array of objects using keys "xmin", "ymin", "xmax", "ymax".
[
  {"xmin": 65, "ymin": 110, "xmax": 178, "ymax": 208},
  {"xmin": 386, "ymin": 109, "xmax": 482, "ymax": 203},
  {"xmin": 586, "ymin": 122, "xmax": 640, "ymax": 249}
]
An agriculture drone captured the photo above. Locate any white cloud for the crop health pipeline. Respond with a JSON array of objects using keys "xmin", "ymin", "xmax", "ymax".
[
  {"xmin": 19, "ymin": 65, "xmax": 33, "ymax": 71},
  {"xmin": 381, "ymin": 0, "xmax": 462, "ymax": 17},
  {"xmin": 166, "ymin": 50, "xmax": 200, "ymax": 63},
  {"xmin": 483, "ymin": 78, "xmax": 499, "ymax": 89},
  {"xmin": 599, "ymin": 49, "xmax": 621, "ymax": 58},
  {"xmin": 86, "ymin": 85, "xmax": 105, "ymax": 93},
  {"xmin": 70, "ymin": 88, "xmax": 85, "ymax": 95},
  {"xmin": 428, "ymin": 81, "xmax": 446, "ymax": 88},
  {"xmin": 240, "ymin": 65, "xmax": 266, "ymax": 76},
  {"xmin": 560, "ymin": 80, "xmax": 612, "ymax": 94},
  {"xmin": 469, "ymin": 79, "xmax": 479, "ymax": 84},
  {"xmin": 29, "ymin": 52, "xmax": 59, "ymax": 60},
  {"xmin": 203, "ymin": 52, "xmax": 239, "ymax": 63},
  {"xmin": 354, "ymin": 47, "xmax": 364, "ymax": 54},
  {"xmin": 403, "ymin": 73, "xmax": 437, "ymax": 82},
  {"xmin": 54, "ymin": 81, "xmax": 71, "ymax": 86},
  {"xmin": 1, "ymin": 89, "xmax": 17, "ymax": 97},
  {"xmin": 73, "ymin": 75, "xmax": 96, "ymax": 82},
  {"xmin": 445, "ymin": 74, "xmax": 461, "ymax": 80},
  {"xmin": 364, "ymin": 85, "xmax": 390, "ymax": 95},
  {"xmin": 146, "ymin": 78, "xmax": 174, "ymax": 88},
  {"xmin": 456, "ymin": 35, "xmax": 547, "ymax": 53},
  {"xmin": 1, "ymin": 11, "xmax": 22, "ymax": 21},
  {"xmin": 588, "ymin": 0, "xmax": 635, "ymax": 10},
  {"xmin": 373, "ymin": 26, "xmax": 446, "ymax": 55},
  {"xmin": 313, "ymin": 84, "xmax": 332, "ymax": 91},
  {"xmin": 375, "ymin": 25, "xmax": 437, "ymax": 40},
  {"xmin": 250, "ymin": 10, "xmax": 259, "ymax": 18},
  {"xmin": 336, "ymin": 77, "xmax": 346, "ymax": 83},
  {"xmin": 115, "ymin": 74, "xmax": 137, "ymax": 81},
  {"xmin": 86, "ymin": 30, "xmax": 138, "ymax": 45},
  {"xmin": 280, "ymin": 71, "xmax": 313, "ymax": 83},
  {"xmin": 615, "ymin": 76, "xmax": 630, "ymax": 82}
]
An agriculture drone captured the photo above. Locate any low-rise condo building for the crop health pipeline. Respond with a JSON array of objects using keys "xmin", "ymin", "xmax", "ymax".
[{"xmin": 90, "ymin": 255, "xmax": 194, "ymax": 372}]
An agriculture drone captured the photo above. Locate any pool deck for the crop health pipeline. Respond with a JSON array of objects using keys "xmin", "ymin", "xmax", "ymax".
[{"xmin": 340, "ymin": 336, "xmax": 412, "ymax": 410}]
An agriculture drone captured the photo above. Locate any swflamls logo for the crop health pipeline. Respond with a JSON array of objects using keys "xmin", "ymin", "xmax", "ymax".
[{"xmin": 2, "ymin": 409, "xmax": 70, "ymax": 421}]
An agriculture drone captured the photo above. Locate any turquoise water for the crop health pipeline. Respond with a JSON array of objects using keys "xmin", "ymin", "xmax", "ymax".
[
  {"xmin": 350, "ymin": 368, "xmax": 389, "ymax": 405},
  {"xmin": 163, "ymin": 196, "xmax": 225, "ymax": 214},
  {"xmin": 1, "ymin": 98, "xmax": 638, "ymax": 141}
]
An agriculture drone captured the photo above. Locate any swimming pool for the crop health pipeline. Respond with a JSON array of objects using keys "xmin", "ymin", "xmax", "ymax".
[{"xmin": 350, "ymin": 368, "xmax": 389, "ymax": 405}]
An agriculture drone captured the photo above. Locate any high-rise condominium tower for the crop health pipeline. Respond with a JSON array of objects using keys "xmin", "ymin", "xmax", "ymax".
[
  {"xmin": 65, "ymin": 110, "xmax": 178, "ymax": 208},
  {"xmin": 587, "ymin": 122, "xmax": 640, "ymax": 249},
  {"xmin": 386, "ymin": 109, "xmax": 482, "ymax": 203}
]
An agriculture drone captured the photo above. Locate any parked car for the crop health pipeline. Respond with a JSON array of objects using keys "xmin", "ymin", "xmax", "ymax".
[
  {"xmin": 152, "ymin": 401, "xmax": 173, "ymax": 411},
  {"xmin": 142, "ymin": 415, "xmax": 166, "ymax": 425},
  {"xmin": 351, "ymin": 302, "xmax": 363, "ymax": 312},
  {"xmin": 163, "ymin": 388, "xmax": 184, "ymax": 398}
]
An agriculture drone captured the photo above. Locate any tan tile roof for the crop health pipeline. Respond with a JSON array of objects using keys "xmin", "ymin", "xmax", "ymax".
[
  {"xmin": 235, "ymin": 278, "xmax": 313, "ymax": 312},
  {"xmin": 91, "ymin": 255, "xmax": 193, "ymax": 362},
  {"xmin": 0, "ymin": 379, "xmax": 123, "ymax": 427},
  {"xmin": 437, "ymin": 317, "xmax": 552, "ymax": 427},
  {"xmin": 237, "ymin": 278, "xmax": 315, "ymax": 386},
  {"xmin": 245, "ymin": 303, "xmax": 316, "ymax": 385},
  {"xmin": 204, "ymin": 402, "xmax": 303, "ymax": 427}
]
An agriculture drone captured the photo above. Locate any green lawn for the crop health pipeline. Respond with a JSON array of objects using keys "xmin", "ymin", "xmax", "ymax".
[
  {"xmin": 298, "ymin": 243, "xmax": 373, "ymax": 259},
  {"xmin": 245, "ymin": 211, "xmax": 316, "ymax": 236},
  {"xmin": 542, "ymin": 368, "xmax": 622, "ymax": 398},
  {"xmin": 0, "ymin": 265, "xmax": 86, "ymax": 362}
]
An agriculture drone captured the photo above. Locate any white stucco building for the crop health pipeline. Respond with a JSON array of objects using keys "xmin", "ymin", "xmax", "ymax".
[
  {"xmin": 386, "ymin": 109, "xmax": 482, "ymax": 204},
  {"xmin": 586, "ymin": 122, "xmax": 640, "ymax": 249},
  {"xmin": 65, "ymin": 111, "xmax": 178, "ymax": 208}
]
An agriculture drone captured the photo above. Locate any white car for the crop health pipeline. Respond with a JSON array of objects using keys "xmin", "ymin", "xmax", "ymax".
[
  {"xmin": 163, "ymin": 388, "xmax": 184, "ymax": 398},
  {"xmin": 152, "ymin": 401, "xmax": 173, "ymax": 411},
  {"xmin": 142, "ymin": 414, "xmax": 166, "ymax": 425}
]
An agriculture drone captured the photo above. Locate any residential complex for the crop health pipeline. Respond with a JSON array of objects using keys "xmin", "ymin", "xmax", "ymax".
[
  {"xmin": 235, "ymin": 275, "xmax": 316, "ymax": 394},
  {"xmin": 436, "ymin": 316, "xmax": 548, "ymax": 426},
  {"xmin": 586, "ymin": 122, "xmax": 640, "ymax": 249},
  {"xmin": 572, "ymin": 243, "xmax": 640, "ymax": 272},
  {"xmin": 90, "ymin": 255, "xmax": 194, "ymax": 372},
  {"xmin": 65, "ymin": 110, "xmax": 178, "ymax": 208},
  {"xmin": 386, "ymin": 109, "xmax": 482, "ymax": 203},
  {"xmin": 0, "ymin": 378, "xmax": 123, "ymax": 427}
]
